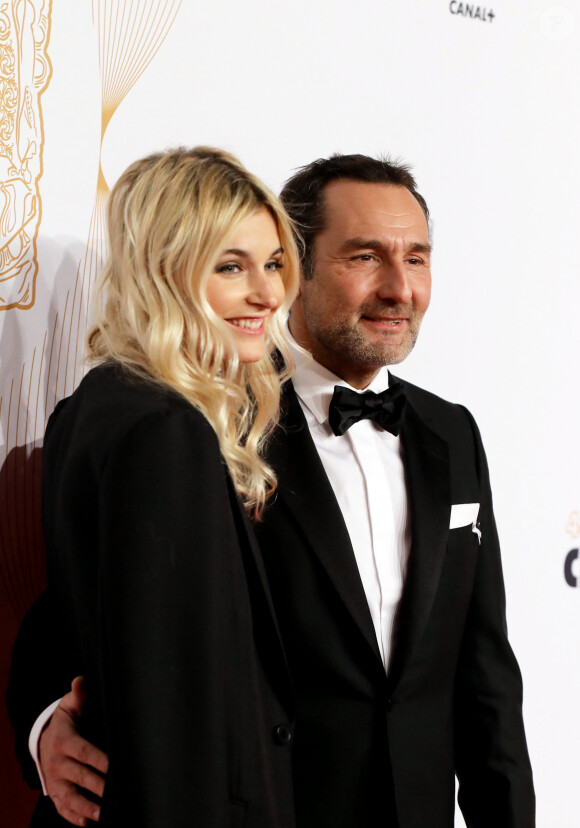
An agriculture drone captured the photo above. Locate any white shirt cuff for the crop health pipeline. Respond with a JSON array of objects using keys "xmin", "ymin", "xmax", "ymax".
[{"xmin": 29, "ymin": 698, "xmax": 61, "ymax": 795}]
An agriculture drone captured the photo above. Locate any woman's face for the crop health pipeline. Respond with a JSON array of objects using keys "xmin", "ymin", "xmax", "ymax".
[{"xmin": 207, "ymin": 208, "xmax": 286, "ymax": 363}]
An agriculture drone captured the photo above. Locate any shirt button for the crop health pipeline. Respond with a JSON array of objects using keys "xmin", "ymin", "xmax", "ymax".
[{"xmin": 273, "ymin": 724, "xmax": 293, "ymax": 745}]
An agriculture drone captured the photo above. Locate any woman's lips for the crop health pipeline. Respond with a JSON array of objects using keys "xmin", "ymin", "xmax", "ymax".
[{"xmin": 226, "ymin": 317, "xmax": 267, "ymax": 335}]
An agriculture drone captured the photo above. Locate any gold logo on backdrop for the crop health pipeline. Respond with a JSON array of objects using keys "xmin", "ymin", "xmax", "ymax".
[
  {"xmin": 0, "ymin": 0, "xmax": 183, "ymax": 447},
  {"xmin": 0, "ymin": 0, "xmax": 52, "ymax": 310}
]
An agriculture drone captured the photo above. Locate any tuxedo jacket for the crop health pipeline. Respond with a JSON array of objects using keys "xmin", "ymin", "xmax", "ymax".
[
  {"xmin": 253, "ymin": 377, "xmax": 535, "ymax": 828},
  {"xmin": 8, "ymin": 362, "xmax": 296, "ymax": 828}
]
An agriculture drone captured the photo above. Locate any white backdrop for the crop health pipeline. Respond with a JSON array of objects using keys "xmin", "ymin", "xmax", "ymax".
[{"xmin": 1, "ymin": 1, "xmax": 579, "ymax": 824}]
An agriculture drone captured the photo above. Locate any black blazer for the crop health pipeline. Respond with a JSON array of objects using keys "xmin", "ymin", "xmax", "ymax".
[
  {"xmin": 17, "ymin": 362, "xmax": 296, "ymax": 828},
  {"xmin": 254, "ymin": 378, "xmax": 535, "ymax": 828}
]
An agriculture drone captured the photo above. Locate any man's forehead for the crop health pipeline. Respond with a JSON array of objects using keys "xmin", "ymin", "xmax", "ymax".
[{"xmin": 321, "ymin": 179, "xmax": 428, "ymax": 237}]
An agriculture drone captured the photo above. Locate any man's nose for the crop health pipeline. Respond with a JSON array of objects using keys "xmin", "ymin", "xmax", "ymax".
[{"xmin": 376, "ymin": 262, "xmax": 412, "ymax": 304}]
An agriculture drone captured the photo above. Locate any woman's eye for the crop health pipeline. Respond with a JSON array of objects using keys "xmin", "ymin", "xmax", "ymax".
[
  {"xmin": 216, "ymin": 263, "xmax": 242, "ymax": 275},
  {"xmin": 265, "ymin": 260, "xmax": 283, "ymax": 272}
]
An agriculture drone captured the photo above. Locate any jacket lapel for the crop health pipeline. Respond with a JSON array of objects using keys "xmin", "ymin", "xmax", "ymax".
[
  {"xmin": 269, "ymin": 383, "xmax": 383, "ymax": 665},
  {"xmin": 269, "ymin": 378, "xmax": 453, "ymax": 687},
  {"xmin": 387, "ymin": 391, "xmax": 451, "ymax": 687}
]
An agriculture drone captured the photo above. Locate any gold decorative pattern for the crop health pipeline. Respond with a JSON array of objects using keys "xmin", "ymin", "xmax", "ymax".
[
  {"xmin": 94, "ymin": 0, "xmax": 181, "ymax": 194},
  {"xmin": 0, "ymin": 0, "xmax": 182, "ymax": 623},
  {"xmin": 69, "ymin": 0, "xmax": 182, "ymax": 387},
  {"xmin": 0, "ymin": 0, "xmax": 52, "ymax": 310}
]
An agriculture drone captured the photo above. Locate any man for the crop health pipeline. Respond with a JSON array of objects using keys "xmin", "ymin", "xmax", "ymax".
[{"xmin": 8, "ymin": 154, "xmax": 535, "ymax": 827}]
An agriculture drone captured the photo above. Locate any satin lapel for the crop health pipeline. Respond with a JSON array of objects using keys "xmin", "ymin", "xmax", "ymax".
[
  {"xmin": 229, "ymin": 484, "xmax": 294, "ymax": 706},
  {"xmin": 269, "ymin": 383, "xmax": 383, "ymax": 665},
  {"xmin": 388, "ymin": 397, "xmax": 451, "ymax": 687}
]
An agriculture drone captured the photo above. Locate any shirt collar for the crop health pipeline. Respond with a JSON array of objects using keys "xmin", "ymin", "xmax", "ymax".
[{"xmin": 286, "ymin": 324, "xmax": 391, "ymax": 427}]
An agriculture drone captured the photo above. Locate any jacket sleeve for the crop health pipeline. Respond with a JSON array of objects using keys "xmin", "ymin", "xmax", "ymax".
[
  {"xmin": 6, "ymin": 588, "xmax": 81, "ymax": 789},
  {"xmin": 61, "ymin": 407, "xmax": 240, "ymax": 826},
  {"xmin": 454, "ymin": 408, "xmax": 535, "ymax": 828}
]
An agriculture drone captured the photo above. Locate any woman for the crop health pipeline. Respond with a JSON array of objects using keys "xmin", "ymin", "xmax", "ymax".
[{"xmin": 41, "ymin": 147, "xmax": 299, "ymax": 826}]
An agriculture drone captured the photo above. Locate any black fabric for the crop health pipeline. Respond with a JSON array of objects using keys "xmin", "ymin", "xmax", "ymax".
[
  {"xmin": 328, "ymin": 381, "xmax": 406, "ymax": 436},
  {"xmin": 8, "ymin": 368, "xmax": 535, "ymax": 828},
  {"xmin": 10, "ymin": 363, "xmax": 296, "ymax": 828},
  {"xmin": 254, "ymin": 377, "xmax": 535, "ymax": 828}
]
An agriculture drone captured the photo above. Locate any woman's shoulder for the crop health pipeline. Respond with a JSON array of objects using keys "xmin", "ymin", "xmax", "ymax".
[
  {"xmin": 81, "ymin": 361, "xmax": 188, "ymax": 411},
  {"xmin": 49, "ymin": 361, "xmax": 216, "ymax": 448}
]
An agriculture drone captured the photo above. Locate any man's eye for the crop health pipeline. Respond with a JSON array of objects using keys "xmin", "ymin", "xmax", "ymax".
[
  {"xmin": 216, "ymin": 263, "xmax": 242, "ymax": 274},
  {"xmin": 406, "ymin": 257, "xmax": 423, "ymax": 266},
  {"xmin": 354, "ymin": 254, "xmax": 376, "ymax": 262}
]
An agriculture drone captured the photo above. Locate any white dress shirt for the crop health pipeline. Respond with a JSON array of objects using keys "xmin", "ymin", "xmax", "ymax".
[{"xmin": 290, "ymin": 338, "xmax": 411, "ymax": 670}]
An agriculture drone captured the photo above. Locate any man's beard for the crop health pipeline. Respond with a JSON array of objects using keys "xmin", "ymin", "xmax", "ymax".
[{"xmin": 314, "ymin": 304, "xmax": 422, "ymax": 369}]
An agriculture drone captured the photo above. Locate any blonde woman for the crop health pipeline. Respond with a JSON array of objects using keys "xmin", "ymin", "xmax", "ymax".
[{"xmin": 39, "ymin": 147, "xmax": 299, "ymax": 827}]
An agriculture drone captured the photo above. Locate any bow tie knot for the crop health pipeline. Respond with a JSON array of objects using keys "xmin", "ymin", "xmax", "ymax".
[
  {"xmin": 361, "ymin": 395, "xmax": 384, "ymax": 415},
  {"xmin": 328, "ymin": 383, "xmax": 407, "ymax": 437}
]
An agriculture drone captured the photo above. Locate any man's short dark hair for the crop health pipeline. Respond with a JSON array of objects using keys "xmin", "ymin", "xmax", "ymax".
[{"xmin": 279, "ymin": 153, "xmax": 429, "ymax": 278}]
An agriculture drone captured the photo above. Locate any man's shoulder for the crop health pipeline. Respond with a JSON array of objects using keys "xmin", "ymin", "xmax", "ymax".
[
  {"xmin": 391, "ymin": 372, "xmax": 480, "ymax": 445},
  {"xmin": 392, "ymin": 374, "xmax": 492, "ymax": 492},
  {"xmin": 392, "ymin": 372, "xmax": 462, "ymax": 412}
]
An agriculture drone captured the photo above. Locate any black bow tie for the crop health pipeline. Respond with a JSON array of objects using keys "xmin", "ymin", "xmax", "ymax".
[{"xmin": 328, "ymin": 382, "xmax": 407, "ymax": 437}]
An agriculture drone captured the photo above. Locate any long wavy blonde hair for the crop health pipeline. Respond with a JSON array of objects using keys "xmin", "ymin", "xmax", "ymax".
[{"xmin": 88, "ymin": 146, "xmax": 299, "ymax": 519}]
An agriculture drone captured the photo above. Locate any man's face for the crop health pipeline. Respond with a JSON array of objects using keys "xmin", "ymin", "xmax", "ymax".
[{"xmin": 290, "ymin": 180, "xmax": 431, "ymax": 388}]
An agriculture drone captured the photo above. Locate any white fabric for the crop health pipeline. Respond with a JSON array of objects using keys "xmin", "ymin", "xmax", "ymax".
[
  {"xmin": 290, "ymin": 339, "xmax": 410, "ymax": 670},
  {"xmin": 450, "ymin": 502, "xmax": 482, "ymax": 544},
  {"xmin": 29, "ymin": 697, "xmax": 61, "ymax": 795},
  {"xmin": 449, "ymin": 502, "xmax": 480, "ymax": 529}
]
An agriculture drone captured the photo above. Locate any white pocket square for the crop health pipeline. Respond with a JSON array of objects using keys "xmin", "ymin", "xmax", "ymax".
[{"xmin": 449, "ymin": 503, "xmax": 481, "ymax": 543}]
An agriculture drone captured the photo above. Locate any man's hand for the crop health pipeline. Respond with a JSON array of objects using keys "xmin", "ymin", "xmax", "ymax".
[{"xmin": 39, "ymin": 676, "xmax": 109, "ymax": 826}]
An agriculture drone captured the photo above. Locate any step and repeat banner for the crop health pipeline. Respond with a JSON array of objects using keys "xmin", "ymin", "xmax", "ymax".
[{"xmin": 0, "ymin": 1, "xmax": 578, "ymax": 825}]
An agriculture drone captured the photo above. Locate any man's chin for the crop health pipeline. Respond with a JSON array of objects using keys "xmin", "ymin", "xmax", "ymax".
[{"xmin": 367, "ymin": 338, "xmax": 417, "ymax": 367}]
